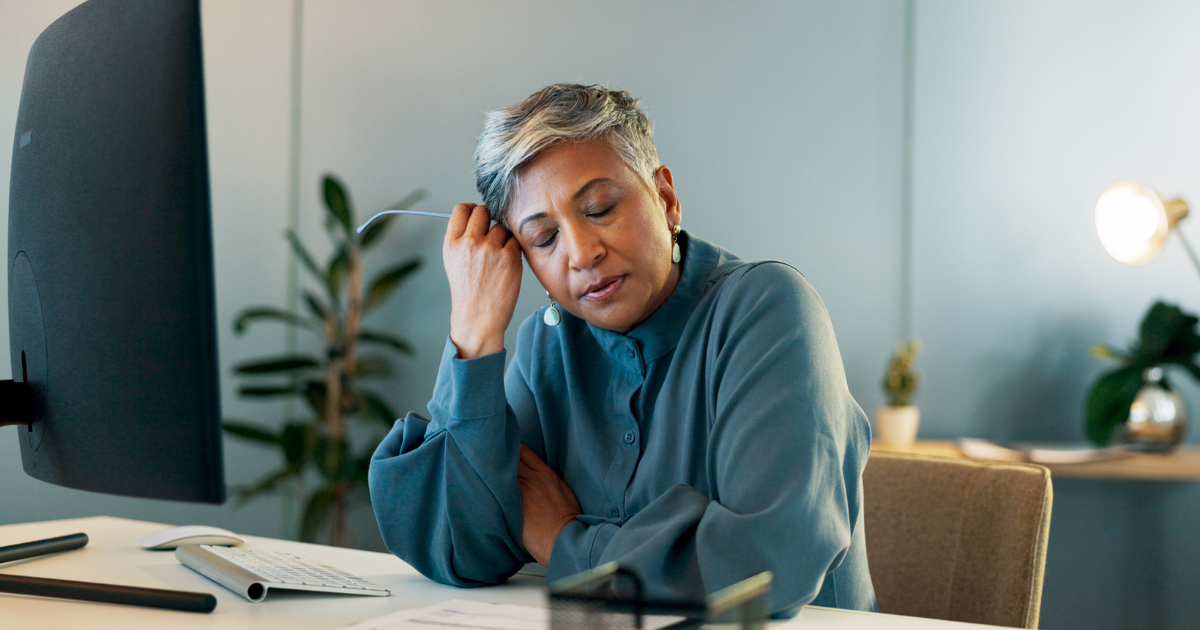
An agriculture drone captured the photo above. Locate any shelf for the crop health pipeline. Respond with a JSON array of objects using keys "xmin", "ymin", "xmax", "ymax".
[{"xmin": 871, "ymin": 441, "xmax": 1200, "ymax": 481}]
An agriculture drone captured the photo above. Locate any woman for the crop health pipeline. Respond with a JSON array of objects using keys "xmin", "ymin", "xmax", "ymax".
[{"xmin": 368, "ymin": 84, "xmax": 875, "ymax": 616}]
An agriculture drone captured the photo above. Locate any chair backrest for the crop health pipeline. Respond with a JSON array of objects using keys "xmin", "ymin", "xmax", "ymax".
[{"xmin": 862, "ymin": 451, "xmax": 1052, "ymax": 629}]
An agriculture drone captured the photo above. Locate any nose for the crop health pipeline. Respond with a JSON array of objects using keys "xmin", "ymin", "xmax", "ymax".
[{"xmin": 561, "ymin": 221, "xmax": 604, "ymax": 271}]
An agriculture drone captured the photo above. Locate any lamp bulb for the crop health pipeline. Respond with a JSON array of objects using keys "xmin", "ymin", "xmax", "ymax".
[{"xmin": 1095, "ymin": 181, "xmax": 1171, "ymax": 265}]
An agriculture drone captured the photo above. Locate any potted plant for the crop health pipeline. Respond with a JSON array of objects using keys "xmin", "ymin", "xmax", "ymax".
[
  {"xmin": 1087, "ymin": 300, "xmax": 1196, "ymax": 449},
  {"xmin": 876, "ymin": 340, "xmax": 921, "ymax": 447},
  {"xmin": 222, "ymin": 174, "xmax": 425, "ymax": 546}
]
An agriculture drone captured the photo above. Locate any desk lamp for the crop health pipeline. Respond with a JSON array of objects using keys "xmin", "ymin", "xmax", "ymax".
[
  {"xmin": 1095, "ymin": 180, "xmax": 1199, "ymax": 273},
  {"xmin": 1093, "ymin": 180, "xmax": 1193, "ymax": 449}
]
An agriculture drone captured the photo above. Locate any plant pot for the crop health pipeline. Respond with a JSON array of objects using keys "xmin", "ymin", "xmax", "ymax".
[{"xmin": 874, "ymin": 405, "xmax": 920, "ymax": 447}]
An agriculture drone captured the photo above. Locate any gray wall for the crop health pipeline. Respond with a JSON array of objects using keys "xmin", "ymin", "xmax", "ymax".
[{"xmin": 912, "ymin": 2, "xmax": 1200, "ymax": 629}]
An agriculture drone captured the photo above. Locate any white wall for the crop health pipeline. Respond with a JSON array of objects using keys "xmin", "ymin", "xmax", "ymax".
[{"xmin": 911, "ymin": 2, "xmax": 1200, "ymax": 628}]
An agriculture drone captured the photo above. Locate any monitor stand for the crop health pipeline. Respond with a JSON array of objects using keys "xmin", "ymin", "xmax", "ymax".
[{"xmin": 0, "ymin": 379, "xmax": 33, "ymax": 429}]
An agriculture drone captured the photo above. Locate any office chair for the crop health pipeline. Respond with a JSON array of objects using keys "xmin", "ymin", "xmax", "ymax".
[{"xmin": 862, "ymin": 451, "xmax": 1053, "ymax": 629}]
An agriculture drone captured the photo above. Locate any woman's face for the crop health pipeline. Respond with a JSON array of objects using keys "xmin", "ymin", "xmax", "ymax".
[{"xmin": 507, "ymin": 139, "xmax": 682, "ymax": 334}]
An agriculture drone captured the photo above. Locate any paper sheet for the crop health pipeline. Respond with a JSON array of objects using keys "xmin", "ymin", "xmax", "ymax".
[{"xmin": 335, "ymin": 598, "xmax": 685, "ymax": 630}]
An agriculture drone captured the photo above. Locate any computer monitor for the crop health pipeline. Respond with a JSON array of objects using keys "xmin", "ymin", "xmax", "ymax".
[
  {"xmin": 5, "ymin": 0, "xmax": 224, "ymax": 503},
  {"xmin": 0, "ymin": 0, "xmax": 225, "ymax": 612}
]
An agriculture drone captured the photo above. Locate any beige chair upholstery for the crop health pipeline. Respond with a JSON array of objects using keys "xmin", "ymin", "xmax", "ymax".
[{"xmin": 862, "ymin": 451, "xmax": 1052, "ymax": 629}]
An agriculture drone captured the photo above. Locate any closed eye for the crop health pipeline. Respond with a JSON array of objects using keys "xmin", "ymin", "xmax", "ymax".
[
  {"xmin": 588, "ymin": 205, "xmax": 615, "ymax": 218},
  {"xmin": 534, "ymin": 230, "xmax": 558, "ymax": 248}
]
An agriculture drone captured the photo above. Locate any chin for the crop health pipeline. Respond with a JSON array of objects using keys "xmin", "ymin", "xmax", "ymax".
[{"xmin": 577, "ymin": 304, "xmax": 638, "ymax": 333}]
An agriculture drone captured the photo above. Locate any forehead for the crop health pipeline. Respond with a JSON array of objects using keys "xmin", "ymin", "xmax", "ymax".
[{"xmin": 508, "ymin": 139, "xmax": 635, "ymax": 221}]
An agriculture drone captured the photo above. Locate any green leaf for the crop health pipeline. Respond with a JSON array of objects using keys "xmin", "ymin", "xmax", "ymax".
[
  {"xmin": 1130, "ymin": 301, "xmax": 1200, "ymax": 366},
  {"xmin": 392, "ymin": 189, "xmax": 428, "ymax": 216},
  {"xmin": 237, "ymin": 385, "xmax": 302, "ymax": 398},
  {"xmin": 303, "ymin": 290, "xmax": 332, "ymax": 321},
  {"xmin": 1182, "ymin": 361, "xmax": 1200, "ymax": 384},
  {"xmin": 363, "ymin": 258, "xmax": 422, "ymax": 314},
  {"xmin": 351, "ymin": 452, "xmax": 373, "ymax": 483},
  {"xmin": 280, "ymin": 422, "xmax": 313, "ymax": 469},
  {"xmin": 234, "ymin": 355, "xmax": 321, "ymax": 375},
  {"xmin": 286, "ymin": 230, "xmax": 324, "ymax": 282},
  {"xmin": 299, "ymin": 485, "xmax": 338, "ymax": 543},
  {"xmin": 302, "ymin": 380, "xmax": 328, "ymax": 419},
  {"xmin": 355, "ymin": 354, "xmax": 393, "ymax": 378},
  {"xmin": 1090, "ymin": 344, "xmax": 1128, "ymax": 363},
  {"xmin": 358, "ymin": 215, "xmax": 393, "ymax": 250},
  {"xmin": 323, "ymin": 175, "xmax": 354, "ymax": 235},
  {"xmin": 358, "ymin": 329, "xmax": 416, "ymax": 355},
  {"xmin": 235, "ymin": 467, "xmax": 296, "ymax": 505},
  {"xmin": 360, "ymin": 189, "xmax": 428, "ymax": 249},
  {"xmin": 356, "ymin": 390, "xmax": 398, "ymax": 426},
  {"xmin": 222, "ymin": 421, "xmax": 280, "ymax": 445},
  {"xmin": 1085, "ymin": 365, "xmax": 1143, "ymax": 445},
  {"xmin": 327, "ymin": 246, "xmax": 349, "ymax": 299},
  {"xmin": 314, "ymin": 436, "xmax": 353, "ymax": 481},
  {"xmin": 233, "ymin": 307, "xmax": 319, "ymax": 334}
]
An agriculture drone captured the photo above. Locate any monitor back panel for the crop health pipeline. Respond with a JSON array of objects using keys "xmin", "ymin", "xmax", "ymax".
[{"xmin": 8, "ymin": 0, "xmax": 224, "ymax": 503}]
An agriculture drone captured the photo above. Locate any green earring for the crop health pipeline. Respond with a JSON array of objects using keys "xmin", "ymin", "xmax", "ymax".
[
  {"xmin": 671, "ymin": 224, "xmax": 682, "ymax": 263},
  {"xmin": 544, "ymin": 291, "xmax": 561, "ymax": 326}
]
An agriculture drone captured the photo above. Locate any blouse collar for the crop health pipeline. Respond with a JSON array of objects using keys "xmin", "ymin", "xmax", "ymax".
[{"xmin": 586, "ymin": 230, "xmax": 721, "ymax": 363}]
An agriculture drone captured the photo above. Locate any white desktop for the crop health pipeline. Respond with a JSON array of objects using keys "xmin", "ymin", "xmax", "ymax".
[{"xmin": 0, "ymin": 516, "xmax": 1004, "ymax": 630}]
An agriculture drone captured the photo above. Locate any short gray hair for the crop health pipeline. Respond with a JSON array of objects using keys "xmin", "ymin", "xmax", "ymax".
[{"xmin": 474, "ymin": 84, "xmax": 660, "ymax": 227}]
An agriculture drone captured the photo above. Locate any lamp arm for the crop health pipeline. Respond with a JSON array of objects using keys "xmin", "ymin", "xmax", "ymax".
[{"xmin": 1173, "ymin": 228, "xmax": 1200, "ymax": 282}]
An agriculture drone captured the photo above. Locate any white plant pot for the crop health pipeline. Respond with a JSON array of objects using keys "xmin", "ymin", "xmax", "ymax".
[{"xmin": 874, "ymin": 405, "xmax": 920, "ymax": 447}]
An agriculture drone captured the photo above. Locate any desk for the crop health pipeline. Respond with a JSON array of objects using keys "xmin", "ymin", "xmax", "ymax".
[
  {"xmin": 0, "ymin": 517, "xmax": 1004, "ymax": 630},
  {"xmin": 872, "ymin": 440, "xmax": 1200, "ymax": 480}
]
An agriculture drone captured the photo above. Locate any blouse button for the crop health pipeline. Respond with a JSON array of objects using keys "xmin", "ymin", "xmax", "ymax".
[
  {"xmin": 626, "ymin": 348, "xmax": 636, "ymax": 359},
  {"xmin": 624, "ymin": 430, "xmax": 636, "ymax": 444},
  {"xmin": 608, "ymin": 508, "xmax": 620, "ymax": 519}
]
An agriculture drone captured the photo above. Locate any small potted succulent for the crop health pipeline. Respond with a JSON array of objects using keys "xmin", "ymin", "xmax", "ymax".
[{"xmin": 876, "ymin": 340, "xmax": 921, "ymax": 447}]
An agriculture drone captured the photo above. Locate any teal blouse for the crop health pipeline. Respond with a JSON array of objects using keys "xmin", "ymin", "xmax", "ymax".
[{"xmin": 369, "ymin": 232, "xmax": 876, "ymax": 615}]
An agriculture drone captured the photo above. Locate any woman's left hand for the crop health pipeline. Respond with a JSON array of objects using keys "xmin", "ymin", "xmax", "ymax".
[{"xmin": 517, "ymin": 445, "xmax": 581, "ymax": 566}]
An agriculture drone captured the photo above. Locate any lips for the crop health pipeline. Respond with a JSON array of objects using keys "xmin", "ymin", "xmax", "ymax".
[{"xmin": 581, "ymin": 275, "xmax": 624, "ymax": 301}]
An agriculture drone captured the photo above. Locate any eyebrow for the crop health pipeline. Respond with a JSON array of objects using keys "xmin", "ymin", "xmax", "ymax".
[
  {"xmin": 517, "ymin": 178, "xmax": 617, "ymax": 234},
  {"xmin": 573, "ymin": 177, "xmax": 616, "ymax": 200},
  {"xmin": 518, "ymin": 211, "xmax": 548, "ymax": 234}
]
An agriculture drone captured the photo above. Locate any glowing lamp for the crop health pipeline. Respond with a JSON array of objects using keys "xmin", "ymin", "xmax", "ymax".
[{"xmin": 1095, "ymin": 180, "xmax": 1190, "ymax": 265}]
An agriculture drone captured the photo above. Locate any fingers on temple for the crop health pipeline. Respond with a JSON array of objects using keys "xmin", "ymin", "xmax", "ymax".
[
  {"xmin": 486, "ymin": 221, "xmax": 511, "ymax": 247},
  {"xmin": 502, "ymin": 229, "xmax": 522, "ymax": 256}
]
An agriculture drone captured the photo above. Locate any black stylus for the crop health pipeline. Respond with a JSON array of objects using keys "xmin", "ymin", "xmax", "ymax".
[
  {"xmin": 0, "ymin": 532, "xmax": 216, "ymax": 613},
  {"xmin": 0, "ymin": 532, "xmax": 88, "ymax": 563},
  {"xmin": 0, "ymin": 574, "xmax": 216, "ymax": 613}
]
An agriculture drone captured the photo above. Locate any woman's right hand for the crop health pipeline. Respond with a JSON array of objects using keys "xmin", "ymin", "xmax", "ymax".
[{"xmin": 444, "ymin": 203, "xmax": 523, "ymax": 359}]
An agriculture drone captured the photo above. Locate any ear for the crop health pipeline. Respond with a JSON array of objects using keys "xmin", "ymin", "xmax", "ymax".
[{"xmin": 655, "ymin": 165, "xmax": 682, "ymax": 228}]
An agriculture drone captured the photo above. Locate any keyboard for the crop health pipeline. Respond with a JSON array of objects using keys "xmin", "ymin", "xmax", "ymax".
[{"xmin": 176, "ymin": 544, "xmax": 390, "ymax": 602}]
